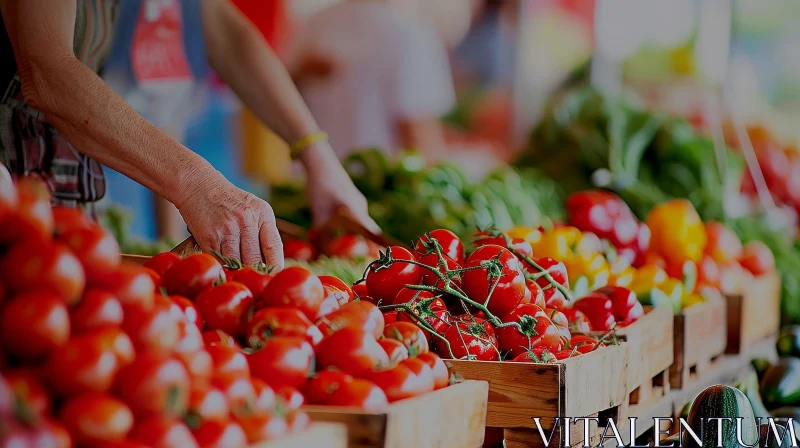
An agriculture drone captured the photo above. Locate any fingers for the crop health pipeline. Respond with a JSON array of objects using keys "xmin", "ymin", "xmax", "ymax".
[
  {"xmin": 357, "ymin": 213, "xmax": 382, "ymax": 235},
  {"xmin": 219, "ymin": 235, "xmax": 241, "ymax": 263},
  {"xmin": 259, "ymin": 220, "xmax": 284, "ymax": 271},
  {"xmin": 240, "ymin": 221, "xmax": 262, "ymax": 267},
  {"xmin": 256, "ymin": 202, "xmax": 284, "ymax": 271}
]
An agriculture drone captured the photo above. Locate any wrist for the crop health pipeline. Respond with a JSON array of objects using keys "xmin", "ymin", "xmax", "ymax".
[
  {"xmin": 172, "ymin": 158, "xmax": 228, "ymax": 209},
  {"xmin": 300, "ymin": 141, "xmax": 341, "ymax": 175}
]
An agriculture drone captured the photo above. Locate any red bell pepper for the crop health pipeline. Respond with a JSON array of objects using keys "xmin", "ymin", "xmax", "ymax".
[
  {"xmin": 595, "ymin": 285, "xmax": 643, "ymax": 326},
  {"xmin": 571, "ymin": 293, "xmax": 616, "ymax": 331}
]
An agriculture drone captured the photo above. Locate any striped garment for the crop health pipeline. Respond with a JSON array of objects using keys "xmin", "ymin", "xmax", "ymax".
[{"xmin": 0, "ymin": 0, "xmax": 119, "ymax": 205}]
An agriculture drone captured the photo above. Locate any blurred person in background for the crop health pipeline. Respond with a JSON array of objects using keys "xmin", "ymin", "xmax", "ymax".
[
  {"xmin": 0, "ymin": 0, "xmax": 377, "ymax": 268},
  {"xmin": 287, "ymin": 0, "xmax": 506, "ymax": 177}
]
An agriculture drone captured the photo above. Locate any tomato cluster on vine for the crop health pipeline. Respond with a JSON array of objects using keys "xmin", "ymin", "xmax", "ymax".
[{"xmin": 359, "ymin": 228, "xmax": 638, "ymax": 363}]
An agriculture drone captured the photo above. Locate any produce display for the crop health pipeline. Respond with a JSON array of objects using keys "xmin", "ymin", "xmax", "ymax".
[
  {"xmin": 271, "ymin": 149, "xmax": 564, "ymax": 244},
  {"xmin": 520, "ymin": 87, "xmax": 799, "ymax": 324}
]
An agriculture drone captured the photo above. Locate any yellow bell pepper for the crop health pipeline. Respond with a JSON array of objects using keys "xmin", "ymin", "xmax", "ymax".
[
  {"xmin": 564, "ymin": 252, "xmax": 610, "ymax": 292},
  {"xmin": 638, "ymin": 278, "xmax": 683, "ymax": 314},
  {"xmin": 681, "ymin": 293, "xmax": 706, "ymax": 308},
  {"xmin": 531, "ymin": 226, "xmax": 602, "ymax": 260},
  {"xmin": 506, "ymin": 226, "xmax": 541, "ymax": 242},
  {"xmin": 609, "ymin": 266, "xmax": 635, "ymax": 288},
  {"xmin": 628, "ymin": 264, "xmax": 669, "ymax": 294},
  {"xmin": 646, "ymin": 199, "xmax": 707, "ymax": 265}
]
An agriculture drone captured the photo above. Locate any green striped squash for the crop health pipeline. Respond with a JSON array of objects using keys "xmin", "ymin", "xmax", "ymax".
[{"xmin": 684, "ymin": 385, "xmax": 758, "ymax": 448}]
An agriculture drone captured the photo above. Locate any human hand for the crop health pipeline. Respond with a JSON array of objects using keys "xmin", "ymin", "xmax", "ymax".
[
  {"xmin": 176, "ymin": 171, "xmax": 284, "ymax": 269},
  {"xmin": 301, "ymin": 143, "xmax": 380, "ymax": 233}
]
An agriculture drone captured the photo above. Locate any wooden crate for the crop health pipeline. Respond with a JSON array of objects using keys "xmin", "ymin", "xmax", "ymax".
[
  {"xmin": 725, "ymin": 272, "xmax": 781, "ymax": 354},
  {"xmin": 669, "ymin": 294, "xmax": 727, "ymax": 389},
  {"xmin": 444, "ymin": 344, "xmax": 628, "ymax": 448},
  {"xmin": 303, "ymin": 380, "xmax": 488, "ymax": 448},
  {"xmin": 617, "ymin": 306, "xmax": 673, "ymax": 408},
  {"xmin": 255, "ymin": 423, "xmax": 347, "ymax": 448}
]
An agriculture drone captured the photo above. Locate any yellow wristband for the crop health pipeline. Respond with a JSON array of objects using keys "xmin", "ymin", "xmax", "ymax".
[{"xmin": 290, "ymin": 131, "xmax": 328, "ymax": 160}]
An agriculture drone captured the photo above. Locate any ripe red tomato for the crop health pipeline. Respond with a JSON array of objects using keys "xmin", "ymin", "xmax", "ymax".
[
  {"xmin": 188, "ymin": 386, "xmax": 229, "ymax": 423},
  {"xmin": 596, "ymin": 286, "xmax": 643, "ymax": 325},
  {"xmin": 542, "ymin": 288, "xmax": 567, "ymax": 310},
  {"xmin": 395, "ymin": 291, "xmax": 450, "ymax": 342},
  {"xmin": 248, "ymin": 337, "xmax": 314, "ymax": 390},
  {"xmin": 162, "ymin": 253, "xmax": 225, "ymax": 299},
  {"xmin": 195, "ymin": 282, "xmax": 253, "ymax": 339},
  {"xmin": 275, "ymin": 386, "xmax": 304, "ymax": 411},
  {"xmin": 258, "ymin": 267, "xmax": 325, "ymax": 320},
  {"xmin": 236, "ymin": 413, "xmax": 289, "ymax": 444},
  {"xmin": 59, "ymin": 225, "xmax": 121, "ymax": 280},
  {"xmin": 415, "ymin": 229, "xmax": 465, "ymax": 264},
  {"xmin": 92, "ymin": 327, "xmax": 135, "ymax": 366},
  {"xmin": 315, "ymin": 300, "xmax": 384, "ymax": 339},
  {"xmin": 228, "ymin": 267, "xmax": 273, "ymax": 298},
  {"xmin": 571, "ymin": 293, "xmax": 616, "ymax": 331},
  {"xmin": 365, "ymin": 246, "xmax": 422, "ymax": 303},
  {"xmin": 115, "ymin": 354, "xmax": 190, "ymax": 417},
  {"xmin": 378, "ymin": 338, "xmax": 410, "ymax": 365},
  {"xmin": 324, "ymin": 234, "xmax": 378, "ymax": 259},
  {"xmin": 251, "ymin": 378, "xmax": 277, "ymax": 413},
  {"xmin": 70, "ymin": 288, "xmax": 124, "ymax": 332},
  {"xmin": 247, "ymin": 307, "xmax": 323, "ymax": 348},
  {"xmin": 0, "ymin": 291, "xmax": 70, "ymax": 360},
  {"xmin": 302, "ymin": 370, "xmax": 354, "ymax": 405},
  {"xmin": 319, "ymin": 275, "xmax": 355, "ymax": 307},
  {"xmin": 94, "ymin": 264, "xmax": 156, "ymax": 310},
  {"xmin": 207, "ymin": 345, "xmax": 250, "ymax": 380},
  {"xmin": 416, "ymin": 352, "xmax": 448, "ymax": 389},
  {"xmin": 525, "ymin": 280, "xmax": 545, "ymax": 308},
  {"xmin": 383, "ymin": 322, "xmax": 429, "ymax": 356},
  {"xmin": 4, "ymin": 370, "xmax": 51, "ymax": 419},
  {"xmin": 45, "ymin": 332, "xmax": 119, "ymax": 397},
  {"xmin": 529, "ymin": 257, "xmax": 570, "ymax": 289},
  {"xmin": 705, "ymin": 221, "xmax": 743, "ymax": 263},
  {"xmin": 570, "ymin": 335, "xmax": 600, "ymax": 353},
  {"xmin": 129, "ymin": 415, "xmax": 199, "ymax": 448},
  {"xmin": 305, "ymin": 374, "xmax": 388, "ymax": 411},
  {"xmin": 51, "ymin": 206, "xmax": 92, "ymax": 235},
  {"xmin": 351, "ymin": 282, "xmax": 368, "ymax": 299},
  {"xmin": 1, "ymin": 238, "xmax": 85, "ymax": 305},
  {"xmin": 418, "ymin": 255, "xmax": 462, "ymax": 289},
  {"xmin": 316, "ymin": 328, "xmax": 390, "ymax": 376},
  {"xmin": 143, "ymin": 252, "xmax": 182, "ymax": 276},
  {"xmin": 368, "ymin": 358, "xmax": 433, "ymax": 402},
  {"xmin": 462, "ymin": 245, "xmax": 526, "ymax": 316},
  {"xmin": 169, "ymin": 295, "xmax": 202, "ymax": 331},
  {"xmin": 495, "ymin": 304, "xmax": 561, "ymax": 358},
  {"xmin": 192, "ymin": 420, "xmax": 248, "ymax": 448},
  {"xmin": 562, "ymin": 309, "xmax": 592, "ymax": 333},
  {"xmin": 317, "ymin": 293, "xmax": 341, "ymax": 320},
  {"xmin": 739, "ymin": 241, "xmax": 775, "ymax": 276},
  {"xmin": 60, "ymin": 393, "xmax": 134, "ymax": 446},
  {"xmin": 212, "ymin": 376, "xmax": 256, "ymax": 413},
  {"xmin": 546, "ymin": 308, "xmax": 571, "ymax": 346},
  {"xmin": 30, "ymin": 419, "xmax": 72, "ymax": 448},
  {"xmin": 202, "ymin": 330, "xmax": 240, "ymax": 349},
  {"xmin": 122, "ymin": 298, "xmax": 180, "ymax": 356},
  {"xmin": 0, "ymin": 176, "xmax": 52, "ymax": 245},
  {"xmin": 283, "ymin": 238, "xmax": 316, "ymax": 262},
  {"xmin": 511, "ymin": 346, "xmax": 559, "ymax": 363},
  {"xmin": 437, "ymin": 318, "xmax": 499, "ymax": 361},
  {"xmin": 174, "ymin": 326, "xmax": 213, "ymax": 389},
  {"xmin": 383, "ymin": 310, "xmax": 398, "ymax": 325}
]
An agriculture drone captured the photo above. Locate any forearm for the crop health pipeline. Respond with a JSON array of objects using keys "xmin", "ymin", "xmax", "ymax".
[
  {"xmin": 210, "ymin": 21, "xmax": 318, "ymax": 145},
  {"xmin": 28, "ymin": 57, "xmax": 220, "ymax": 206}
]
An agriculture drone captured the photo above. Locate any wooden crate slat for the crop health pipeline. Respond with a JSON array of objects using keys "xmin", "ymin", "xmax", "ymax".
[
  {"xmin": 304, "ymin": 380, "xmax": 487, "ymax": 448},
  {"xmin": 725, "ymin": 271, "xmax": 781, "ymax": 354},
  {"xmin": 252, "ymin": 423, "xmax": 347, "ymax": 448},
  {"xmin": 670, "ymin": 294, "xmax": 727, "ymax": 389}
]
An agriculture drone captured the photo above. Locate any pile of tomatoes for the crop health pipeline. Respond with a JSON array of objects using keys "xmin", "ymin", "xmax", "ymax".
[
  {"xmin": 357, "ymin": 229, "xmax": 643, "ymax": 363},
  {"xmin": 0, "ymin": 174, "xmax": 316, "ymax": 447}
]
